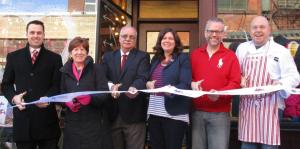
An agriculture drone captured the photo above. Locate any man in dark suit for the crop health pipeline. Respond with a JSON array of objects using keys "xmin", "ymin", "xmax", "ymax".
[
  {"xmin": 1, "ymin": 20, "xmax": 62, "ymax": 149},
  {"xmin": 102, "ymin": 26, "xmax": 150, "ymax": 149}
]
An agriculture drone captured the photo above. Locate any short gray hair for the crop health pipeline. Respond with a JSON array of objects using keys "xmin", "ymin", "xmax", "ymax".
[
  {"xmin": 205, "ymin": 17, "xmax": 225, "ymax": 31},
  {"xmin": 120, "ymin": 26, "xmax": 137, "ymax": 37}
]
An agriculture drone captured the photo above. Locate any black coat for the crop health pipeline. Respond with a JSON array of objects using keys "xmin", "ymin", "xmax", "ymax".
[
  {"xmin": 102, "ymin": 49, "xmax": 150, "ymax": 123},
  {"xmin": 1, "ymin": 44, "xmax": 62, "ymax": 141},
  {"xmin": 60, "ymin": 57, "xmax": 112, "ymax": 149}
]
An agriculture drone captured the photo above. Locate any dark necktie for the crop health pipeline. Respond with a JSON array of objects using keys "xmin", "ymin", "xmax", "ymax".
[
  {"xmin": 121, "ymin": 54, "xmax": 127, "ymax": 71},
  {"xmin": 31, "ymin": 50, "xmax": 39, "ymax": 64}
]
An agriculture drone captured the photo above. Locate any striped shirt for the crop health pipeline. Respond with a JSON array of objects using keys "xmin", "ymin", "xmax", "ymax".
[{"xmin": 147, "ymin": 63, "xmax": 189, "ymax": 123}]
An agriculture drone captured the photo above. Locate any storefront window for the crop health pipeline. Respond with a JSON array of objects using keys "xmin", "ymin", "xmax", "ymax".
[
  {"xmin": 217, "ymin": 0, "xmax": 247, "ymax": 11},
  {"xmin": 97, "ymin": 0, "xmax": 132, "ymax": 60},
  {"xmin": 0, "ymin": 0, "xmax": 98, "ymax": 66}
]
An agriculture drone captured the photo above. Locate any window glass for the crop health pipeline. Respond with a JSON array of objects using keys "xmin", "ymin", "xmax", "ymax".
[
  {"xmin": 0, "ymin": 0, "xmax": 97, "ymax": 66},
  {"xmin": 217, "ymin": 0, "xmax": 247, "ymax": 11},
  {"xmin": 98, "ymin": 1, "xmax": 132, "ymax": 57}
]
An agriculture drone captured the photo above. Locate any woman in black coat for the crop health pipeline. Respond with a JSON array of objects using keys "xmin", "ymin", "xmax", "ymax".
[{"xmin": 60, "ymin": 37, "xmax": 112, "ymax": 149}]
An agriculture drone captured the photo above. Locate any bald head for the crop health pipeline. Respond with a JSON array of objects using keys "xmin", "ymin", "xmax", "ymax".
[{"xmin": 250, "ymin": 16, "xmax": 271, "ymax": 47}]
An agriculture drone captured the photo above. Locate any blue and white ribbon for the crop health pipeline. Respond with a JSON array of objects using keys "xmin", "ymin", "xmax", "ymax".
[{"xmin": 10, "ymin": 84, "xmax": 299, "ymax": 108}]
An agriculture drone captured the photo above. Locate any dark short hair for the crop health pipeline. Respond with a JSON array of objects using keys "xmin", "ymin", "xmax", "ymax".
[
  {"xmin": 68, "ymin": 37, "xmax": 89, "ymax": 53},
  {"xmin": 153, "ymin": 28, "xmax": 183, "ymax": 59},
  {"xmin": 26, "ymin": 20, "xmax": 45, "ymax": 32}
]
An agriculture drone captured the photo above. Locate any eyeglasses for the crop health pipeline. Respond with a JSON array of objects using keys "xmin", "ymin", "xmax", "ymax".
[
  {"xmin": 120, "ymin": 34, "xmax": 136, "ymax": 40},
  {"xmin": 206, "ymin": 30, "xmax": 224, "ymax": 35}
]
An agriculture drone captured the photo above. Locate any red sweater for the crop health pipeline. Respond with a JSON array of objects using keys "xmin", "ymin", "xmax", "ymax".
[{"xmin": 190, "ymin": 43, "xmax": 241, "ymax": 112}]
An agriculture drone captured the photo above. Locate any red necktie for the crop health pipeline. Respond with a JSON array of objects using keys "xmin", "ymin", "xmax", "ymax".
[
  {"xmin": 121, "ymin": 54, "xmax": 127, "ymax": 71},
  {"xmin": 31, "ymin": 50, "xmax": 39, "ymax": 64}
]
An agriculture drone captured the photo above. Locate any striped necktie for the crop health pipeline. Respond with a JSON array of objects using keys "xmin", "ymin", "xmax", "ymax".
[
  {"xmin": 31, "ymin": 50, "xmax": 39, "ymax": 64},
  {"xmin": 121, "ymin": 54, "xmax": 127, "ymax": 71}
]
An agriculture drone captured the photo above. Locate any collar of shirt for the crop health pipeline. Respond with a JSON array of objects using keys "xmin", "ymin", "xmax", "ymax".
[
  {"xmin": 120, "ymin": 49, "xmax": 130, "ymax": 56},
  {"xmin": 29, "ymin": 47, "xmax": 41, "ymax": 56}
]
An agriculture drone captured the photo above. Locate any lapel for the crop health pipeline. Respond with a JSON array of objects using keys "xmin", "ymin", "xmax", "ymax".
[
  {"xmin": 23, "ymin": 44, "xmax": 36, "ymax": 70},
  {"xmin": 119, "ymin": 49, "xmax": 136, "ymax": 81},
  {"xmin": 150, "ymin": 57, "xmax": 160, "ymax": 75},
  {"xmin": 112, "ymin": 50, "xmax": 121, "ymax": 78}
]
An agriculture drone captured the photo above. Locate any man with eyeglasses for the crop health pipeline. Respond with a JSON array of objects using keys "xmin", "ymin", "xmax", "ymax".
[
  {"xmin": 102, "ymin": 26, "xmax": 150, "ymax": 149},
  {"xmin": 236, "ymin": 16, "xmax": 300, "ymax": 149},
  {"xmin": 190, "ymin": 18, "xmax": 241, "ymax": 149}
]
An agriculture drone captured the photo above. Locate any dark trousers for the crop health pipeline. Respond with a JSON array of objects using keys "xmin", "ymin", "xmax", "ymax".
[
  {"xmin": 16, "ymin": 138, "xmax": 58, "ymax": 149},
  {"xmin": 148, "ymin": 115, "xmax": 188, "ymax": 149},
  {"xmin": 111, "ymin": 115, "xmax": 146, "ymax": 149}
]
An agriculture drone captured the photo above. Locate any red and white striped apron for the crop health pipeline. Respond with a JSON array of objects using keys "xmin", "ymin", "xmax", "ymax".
[{"xmin": 238, "ymin": 51, "xmax": 280, "ymax": 145}]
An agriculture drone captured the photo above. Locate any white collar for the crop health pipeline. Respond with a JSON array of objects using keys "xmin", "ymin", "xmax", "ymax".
[
  {"xmin": 29, "ymin": 46, "xmax": 41, "ymax": 54},
  {"xmin": 120, "ymin": 49, "xmax": 130, "ymax": 56}
]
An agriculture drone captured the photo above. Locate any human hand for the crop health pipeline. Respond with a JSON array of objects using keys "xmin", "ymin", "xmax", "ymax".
[
  {"xmin": 241, "ymin": 75, "xmax": 249, "ymax": 88},
  {"xmin": 12, "ymin": 92, "xmax": 27, "ymax": 111},
  {"xmin": 125, "ymin": 87, "xmax": 138, "ymax": 99},
  {"xmin": 75, "ymin": 95, "xmax": 91, "ymax": 105},
  {"xmin": 35, "ymin": 96, "xmax": 50, "ymax": 108},
  {"xmin": 272, "ymin": 80, "xmax": 282, "ymax": 86},
  {"xmin": 146, "ymin": 80, "xmax": 156, "ymax": 89},
  {"xmin": 207, "ymin": 89, "xmax": 219, "ymax": 102},
  {"xmin": 111, "ymin": 83, "xmax": 122, "ymax": 99},
  {"xmin": 65, "ymin": 98, "xmax": 81, "ymax": 112},
  {"xmin": 191, "ymin": 80, "xmax": 204, "ymax": 91}
]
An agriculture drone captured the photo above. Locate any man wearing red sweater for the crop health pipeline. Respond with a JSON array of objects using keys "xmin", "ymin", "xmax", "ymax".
[{"xmin": 190, "ymin": 18, "xmax": 241, "ymax": 149}]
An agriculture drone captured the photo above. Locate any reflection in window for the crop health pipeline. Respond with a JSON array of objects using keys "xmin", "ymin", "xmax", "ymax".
[
  {"xmin": 111, "ymin": 0, "xmax": 132, "ymax": 14},
  {"xmin": 177, "ymin": 32, "xmax": 190, "ymax": 52},
  {"xmin": 0, "ymin": 0, "xmax": 98, "ymax": 65},
  {"xmin": 146, "ymin": 32, "xmax": 159, "ymax": 53},
  {"xmin": 0, "ymin": 38, "xmax": 67, "ymax": 68},
  {"xmin": 85, "ymin": 0, "xmax": 96, "ymax": 13},
  {"xmin": 99, "ymin": 1, "xmax": 131, "ymax": 56},
  {"xmin": 217, "ymin": 0, "xmax": 247, "ymax": 11},
  {"xmin": 86, "ymin": 0, "xmax": 96, "ymax": 3}
]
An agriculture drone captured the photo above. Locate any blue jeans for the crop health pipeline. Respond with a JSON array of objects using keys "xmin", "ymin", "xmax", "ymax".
[
  {"xmin": 241, "ymin": 142, "xmax": 278, "ymax": 149},
  {"xmin": 192, "ymin": 111, "xmax": 230, "ymax": 149}
]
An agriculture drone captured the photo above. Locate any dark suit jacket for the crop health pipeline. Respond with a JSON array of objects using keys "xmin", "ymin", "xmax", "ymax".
[
  {"xmin": 102, "ymin": 49, "xmax": 150, "ymax": 123},
  {"xmin": 1, "ymin": 43, "xmax": 62, "ymax": 141},
  {"xmin": 150, "ymin": 53, "xmax": 192, "ymax": 115}
]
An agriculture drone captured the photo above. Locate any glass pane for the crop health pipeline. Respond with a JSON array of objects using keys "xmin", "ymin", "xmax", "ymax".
[
  {"xmin": 85, "ymin": 4, "xmax": 96, "ymax": 12},
  {"xmin": 111, "ymin": 0, "xmax": 132, "ymax": 14},
  {"xmin": 217, "ymin": 0, "xmax": 230, "ymax": 10},
  {"xmin": 146, "ymin": 32, "xmax": 159, "ymax": 53},
  {"xmin": 85, "ymin": 0, "xmax": 96, "ymax": 3},
  {"xmin": 177, "ymin": 32, "xmax": 190, "ymax": 53},
  {"xmin": 217, "ymin": 0, "xmax": 247, "ymax": 11},
  {"xmin": 0, "ymin": 0, "xmax": 67, "ymax": 13},
  {"xmin": 0, "ymin": 0, "xmax": 97, "ymax": 66},
  {"xmin": 99, "ymin": 1, "xmax": 132, "ymax": 55}
]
